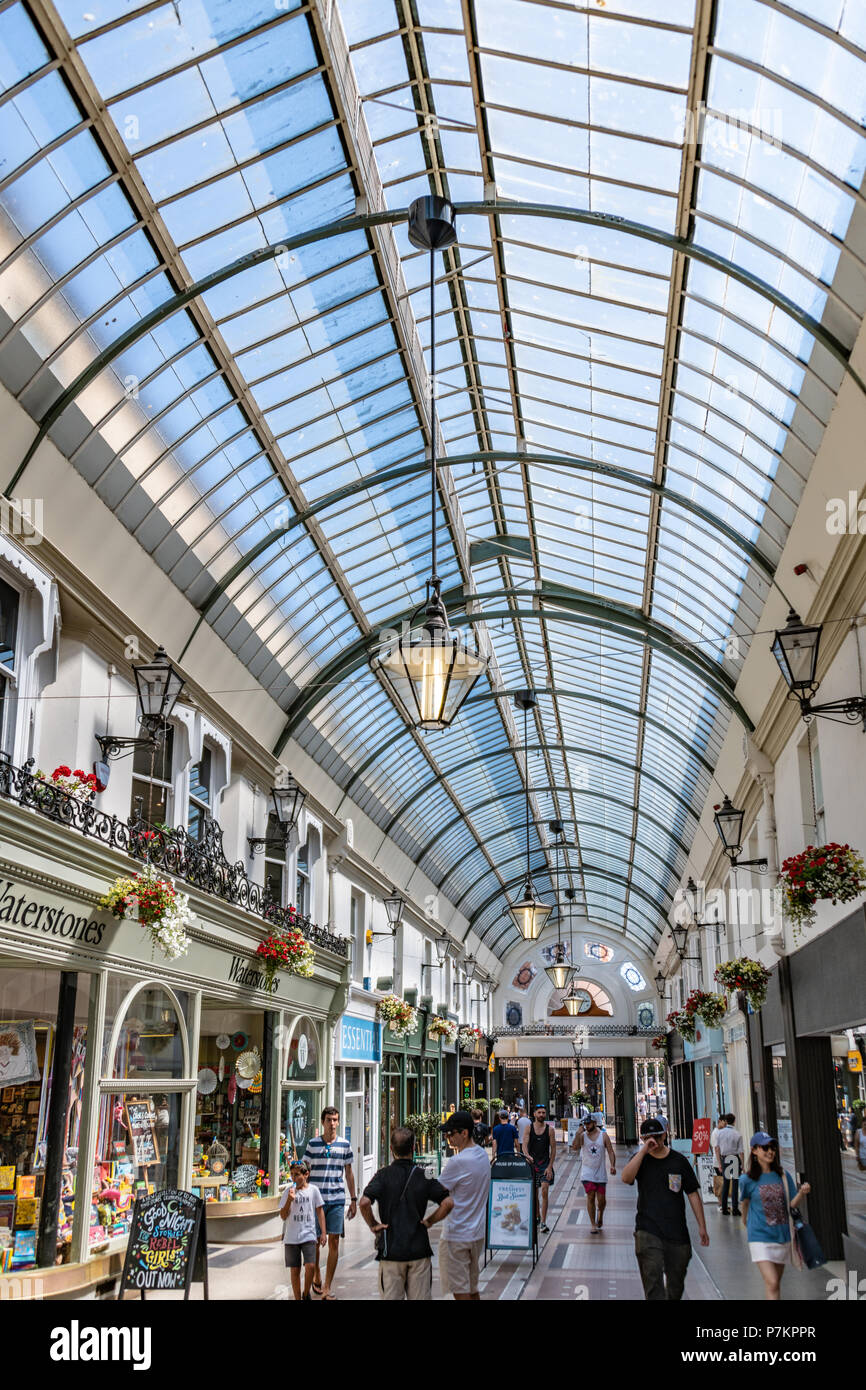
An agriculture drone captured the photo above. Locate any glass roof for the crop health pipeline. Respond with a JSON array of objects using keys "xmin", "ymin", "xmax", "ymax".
[{"xmin": 1, "ymin": 0, "xmax": 865, "ymax": 958}]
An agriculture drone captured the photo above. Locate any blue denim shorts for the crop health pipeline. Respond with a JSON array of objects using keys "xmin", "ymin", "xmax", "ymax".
[{"xmin": 322, "ymin": 1200, "xmax": 345, "ymax": 1235}]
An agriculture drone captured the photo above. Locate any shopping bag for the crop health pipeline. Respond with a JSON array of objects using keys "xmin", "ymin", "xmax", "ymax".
[
  {"xmin": 794, "ymin": 1218, "xmax": 826, "ymax": 1270},
  {"xmin": 712, "ymin": 1174, "xmax": 724, "ymax": 1199}
]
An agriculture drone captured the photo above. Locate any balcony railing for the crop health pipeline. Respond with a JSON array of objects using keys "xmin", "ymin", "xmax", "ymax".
[
  {"xmin": 491, "ymin": 1024, "xmax": 657, "ymax": 1039},
  {"xmin": 0, "ymin": 756, "xmax": 348, "ymax": 957}
]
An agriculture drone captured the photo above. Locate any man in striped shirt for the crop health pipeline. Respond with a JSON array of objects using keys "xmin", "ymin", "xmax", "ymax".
[{"xmin": 304, "ymin": 1105, "xmax": 357, "ymax": 1300}]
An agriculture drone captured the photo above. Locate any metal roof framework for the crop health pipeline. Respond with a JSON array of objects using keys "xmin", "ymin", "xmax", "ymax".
[{"xmin": 1, "ymin": 0, "xmax": 865, "ymax": 956}]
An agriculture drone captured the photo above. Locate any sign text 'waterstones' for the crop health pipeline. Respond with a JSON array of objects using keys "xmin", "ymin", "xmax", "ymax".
[
  {"xmin": 0, "ymin": 878, "xmax": 105, "ymax": 944},
  {"xmin": 228, "ymin": 955, "xmax": 280, "ymax": 994}
]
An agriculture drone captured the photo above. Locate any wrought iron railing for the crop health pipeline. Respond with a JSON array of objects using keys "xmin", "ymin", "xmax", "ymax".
[
  {"xmin": 0, "ymin": 756, "xmax": 348, "ymax": 957},
  {"xmin": 491, "ymin": 1024, "xmax": 657, "ymax": 1039}
]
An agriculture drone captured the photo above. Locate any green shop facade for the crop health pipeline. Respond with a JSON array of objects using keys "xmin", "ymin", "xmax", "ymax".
[{"xmin": 379, "ymin": 1005, "xmax": 457, "ymax": 1169}]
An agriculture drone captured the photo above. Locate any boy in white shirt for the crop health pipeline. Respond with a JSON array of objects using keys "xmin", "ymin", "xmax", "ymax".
[{"xmin": 280, "ymin": 1159, "xmax": 326, "ymax": 1300}]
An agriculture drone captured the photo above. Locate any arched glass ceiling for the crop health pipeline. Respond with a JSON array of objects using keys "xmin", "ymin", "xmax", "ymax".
[{"xmin": 0, "ymin": 0, "xmax": 865, "ymax": 959}]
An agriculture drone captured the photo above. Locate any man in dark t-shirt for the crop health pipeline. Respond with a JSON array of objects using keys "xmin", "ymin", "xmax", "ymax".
[
  {"xmin": 492, "ymin": 1111, "xmax": 519, "ymax": 1158},
  {"xmin": 360, "ymin": 1127, "xmax": 453, "ymax": 1301},
  {"xmin": 621, "ymin": 1117, "xmax": 709, "ymax": 1300}
]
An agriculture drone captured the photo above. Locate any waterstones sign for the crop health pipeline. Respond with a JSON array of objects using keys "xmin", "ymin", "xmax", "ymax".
[
  {"xmin": 0, "ymin": 877, "xmax": 107, "ymax": 945},
  {"xmin": 227, "ymin": 955, "xmax": 280, "ymax": 995}
]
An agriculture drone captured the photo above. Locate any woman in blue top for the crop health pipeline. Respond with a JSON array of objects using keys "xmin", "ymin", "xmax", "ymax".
[{"xmin": 739, "ymin": 1130, "xmax": 811, "ymax": 1300}]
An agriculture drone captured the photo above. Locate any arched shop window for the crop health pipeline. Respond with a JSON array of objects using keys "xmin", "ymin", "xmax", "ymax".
[
  {"xmin": 95, "ymin": 977, "xmax": 194, "ymax": 1258},
  {"xmin": 195, "ymin": 1002, "xmax": 273, "ymax": 1201},
  {"xmin": 281, "ymin": 1016, "xmax": 322, "ymax": 1175}
]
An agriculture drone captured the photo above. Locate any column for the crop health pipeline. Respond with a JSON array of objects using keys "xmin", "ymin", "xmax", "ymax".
[
  {"xmin": 615, "ymin": 1057, "xmax": 638, "ymax": 1145},
  {"xmin": 530, "ymin": 1056, "xmax": 547, "ymax": 1111}
]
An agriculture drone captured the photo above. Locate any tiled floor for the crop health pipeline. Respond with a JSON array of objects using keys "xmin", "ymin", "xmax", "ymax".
[{"xmin": 155, "ymin": 1141, "xmax": 840, "ymax": 1302}]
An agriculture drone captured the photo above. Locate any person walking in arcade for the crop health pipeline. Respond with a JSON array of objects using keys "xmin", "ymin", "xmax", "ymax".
[
  {"xmin": 572, "ymin": 1112, "xmax": 616, "ymax": 1233},
  {"xmin": 522, "ymin": 1102, "xmax": 557, "ymax": 1234}
]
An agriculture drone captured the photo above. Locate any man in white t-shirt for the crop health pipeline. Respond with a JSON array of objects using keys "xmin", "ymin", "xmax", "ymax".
[
  {"xmin": 279, "ymin": 1160, "xmax": 326, "ymax": 1301},
  {"xmin": 716, "ymin": 1114, "xmax": 743, "ymax": 1217},
  {"xmin": 437, "ymin": 1111, "xmax": 492, "ymax": 1301}
]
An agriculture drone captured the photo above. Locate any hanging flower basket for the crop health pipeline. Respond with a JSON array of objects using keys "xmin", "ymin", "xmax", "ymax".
[
  {"xmin": 651, "ymin": 1033, "xmax": 668, "ymax": 1053},
  {"xmin": 714, "ymin": 957, "xmax": 771, "ymax": 1010},
  {"xmin": 686, "ymin": 989, "xmax": 728, "ymax": 1030},
  {"xmin": 428, "ymin": 1015, "xmax": 457, "ymax": 1044},
  {"xmin": 780, "ymin": 842, "xmax": 866, "ymax": 935},
  {"xmin": 99, "ymin": 862, "xmax": 192, "ymax": 960},
  {"xmin": 377, "ymin": 994, "xmax": 418, "ymax": 1039},
  {"xmin": 458, "ymin": 1025, "xmax": 483, "ymax": 1053},
  {"xmin": 666, "ymin": 1008, "xmax": 696, "ymax": 1044},
  {"xmin": 35, "ymin": 765, "xmax": 98, "ymax": 804},
  {"xmin": 255, "ymin": 928, "xmax": 314, "ymax": 984}
]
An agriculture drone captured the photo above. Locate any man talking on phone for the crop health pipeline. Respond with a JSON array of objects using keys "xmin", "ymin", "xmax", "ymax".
[{"xmin": 621, "ymin": 1117, "xmax": 709, "ymax": 1300}]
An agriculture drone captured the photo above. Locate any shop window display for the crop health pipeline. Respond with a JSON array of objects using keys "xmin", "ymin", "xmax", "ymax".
[
  {"xmin": 0, "ymin": 967, "xmax": 89, "ymax": 1271},
  {"xmin": 93, "ymin": 982, "xmax": 189, "ymax": 1253},
  {"xmin": 281, "ymin": 1017, "xmax": 321, "ymax": 1177},
  {"xmin": 194, "ymin": 1007, "xmax": 271, "ymax": 1202}
]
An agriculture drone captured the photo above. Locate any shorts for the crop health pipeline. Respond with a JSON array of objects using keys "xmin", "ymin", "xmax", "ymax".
[
  {"xmin": 582, "ymin": 1180, "xmax": 606, "ymax": 1194},
  {"xmin": 322, "ymin": 1201, "xmax": 345, "ymax": 1236},
  {"xmin": 532, "ymin": 1163, "xmax": 554, "ymax": 1187},
  {"xmin": 438, "ymin": 1237, "xmax": 484, "ymax": 1297},
  {"xmin": 749, "ymin": 1241, "xmax": 791, "ymax": 1265},
  {"xmin": 284, "ymin": 1240, "xmax": 318, "ymax": 1268}
]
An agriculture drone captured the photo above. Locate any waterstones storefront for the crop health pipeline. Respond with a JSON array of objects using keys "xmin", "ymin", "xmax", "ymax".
[{"xmin": 0, "ymin": 797, "xmax": 347, "ymax": 1298}]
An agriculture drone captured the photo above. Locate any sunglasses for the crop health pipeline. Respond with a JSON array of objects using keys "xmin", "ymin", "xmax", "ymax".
[{"xmin": 756, "ymin": 1143, "xmax": 777, "ymax": 1151}]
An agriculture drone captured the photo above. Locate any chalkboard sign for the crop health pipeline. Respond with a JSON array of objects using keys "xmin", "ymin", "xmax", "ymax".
[
  {"xmin": 231, "ymin": 1163, "xmax": 258, "ymax": 1195},
  {"xmin": 119, "ymin": 1188, "xmax": 208, "ymax": 1299},
  {"xmin": 124, "ymin": 1100, "xmax": 159, "ymax": 1168}
]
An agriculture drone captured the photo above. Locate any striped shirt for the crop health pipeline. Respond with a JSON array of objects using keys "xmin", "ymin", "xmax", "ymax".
[{"xmin": 304, "ymin": 1136, "xmax": 353, "ymax": 1203}]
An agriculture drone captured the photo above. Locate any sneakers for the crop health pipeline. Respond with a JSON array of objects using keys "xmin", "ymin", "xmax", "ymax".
[{"xmin": 539, "ymin": 1222, "xmax": 550, "ymax": 1234}]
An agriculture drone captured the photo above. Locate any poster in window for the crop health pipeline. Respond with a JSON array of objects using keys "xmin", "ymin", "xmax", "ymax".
[
  {"xmin": 124, "ymin": 1100, "xmax": 160, "ymax": 1168},
  {"xmin": 0, "ymin": 1022, "xmax": 41, "ymax": 1089}
]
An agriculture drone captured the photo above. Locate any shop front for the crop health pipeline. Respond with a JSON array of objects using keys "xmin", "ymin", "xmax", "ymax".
[
  {"xmin": 0, "ymin": 795, "xmax": 346, "ymax": 1296},
  {"xmin": 333, "ymin": 1008, "xmax": 381, "ymax": 1190},
  {"xmin": 749, "ymin": 905, "xmax": 866, "ymax": 1267},
  {"xmin": 668, "ymin": 1031, "xmax": 697, "ymax": 1142},
  {"xmin": 458, "ymin": 1029, "xmax": 490, "ymax": 1109},
  {"xmin": 378, "ymin": 1008, "xmax": 443, "ymax": 1168},
  {"xmin": 684, "ymin": 1026, "xmax": 728, "ymax": 1128}
]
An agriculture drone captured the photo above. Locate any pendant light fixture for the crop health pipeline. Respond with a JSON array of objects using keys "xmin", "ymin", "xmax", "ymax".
[
  {"xmin": 370, "ymin": 197, "xmax": 488, "ymax": 730},
  {"xmin": 544, "ymin": 819, "xmax": 576, "ymax": 988},
  {"xmin": 559, "ymin": 888, "xmax": 585, "ymax": 1016},
  {"xmin": 508, "ymin": 690, "xmax": 553, "ymax": 940},
  {"xmin": 771, "ymin": 609, "xmax": 866, "ymax": 729}
]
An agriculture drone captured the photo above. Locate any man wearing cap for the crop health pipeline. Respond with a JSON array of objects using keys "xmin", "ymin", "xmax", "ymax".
[
  {"xmin": 571, "ymin": 1112, "xmax": 616, "ymax": 1233},
  {"xmin": 437, "ymin": 1110, "xmax": 492, "ymax": 1300},
  {"xmin": 621, "ymin": 1117, "xmax": 710, "ymax": 1300}
]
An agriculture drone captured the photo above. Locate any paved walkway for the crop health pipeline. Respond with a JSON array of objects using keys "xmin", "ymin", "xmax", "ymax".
[{"xmin": 151, "ymin": 1140, "xmax": 840, "ymax": 1301}]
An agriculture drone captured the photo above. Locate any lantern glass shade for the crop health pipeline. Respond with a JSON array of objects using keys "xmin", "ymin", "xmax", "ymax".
[
  {"xmin": 771, "ymin": 610, "xmax": 821, "ymax": 694},
  {"xmin": 561, "ymin": 983, "xmax": 584, "ymax": 1017},
  {"xmin": 545, "ymin": 961, "xmax": 575, "ymax": 990},
  {"xmin": 372, "ymin": 623, "xmax": 488, "ymax": 731},
  {"xmin": 434, "ymin": 933, "xmax": 450, "ymax": 963},
  {"xmin": 671, "ymin": 923, "xmax": 689, "ymax": 956},
  {"xmin": 685, "ymin": 878, "xmax": 699, "ymax": 921},
  {"xmin": 384, "ymin": 888, "xmax": 405, "ymax": 930},
  {"xmin": 463, "ymin": 955, "xmax": 478, "ymax": 982},
  {"xmin": 713, "ymin": 796, "xmax": 744, "ymax": 855},
  {"xmin": 655, "ymin": 971, "xmax": 666, "ymax": 998},
  {"xmin": 134, "ymin": 647, "xmax": 184, "ymax": 725},
  {"xmin": 508, "ymin": 880, "xmax": 553, "ymax": 940},
  {"xmin": 271, "ymin": 774, "xmax": 306, "ymax": 830}
]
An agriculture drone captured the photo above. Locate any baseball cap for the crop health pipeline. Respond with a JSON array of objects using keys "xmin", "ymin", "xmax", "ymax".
[
  {"xmin": 640, "ymin": 1117, "xmax": 665, "ymax": 1137},
  {"xmin": 441, "ymin": 1109, "xmax": 473, "ymax": 1135},
  {"xmin": 750, "ymin": 1131, "xmax": 777, "ymax": 1148}
]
